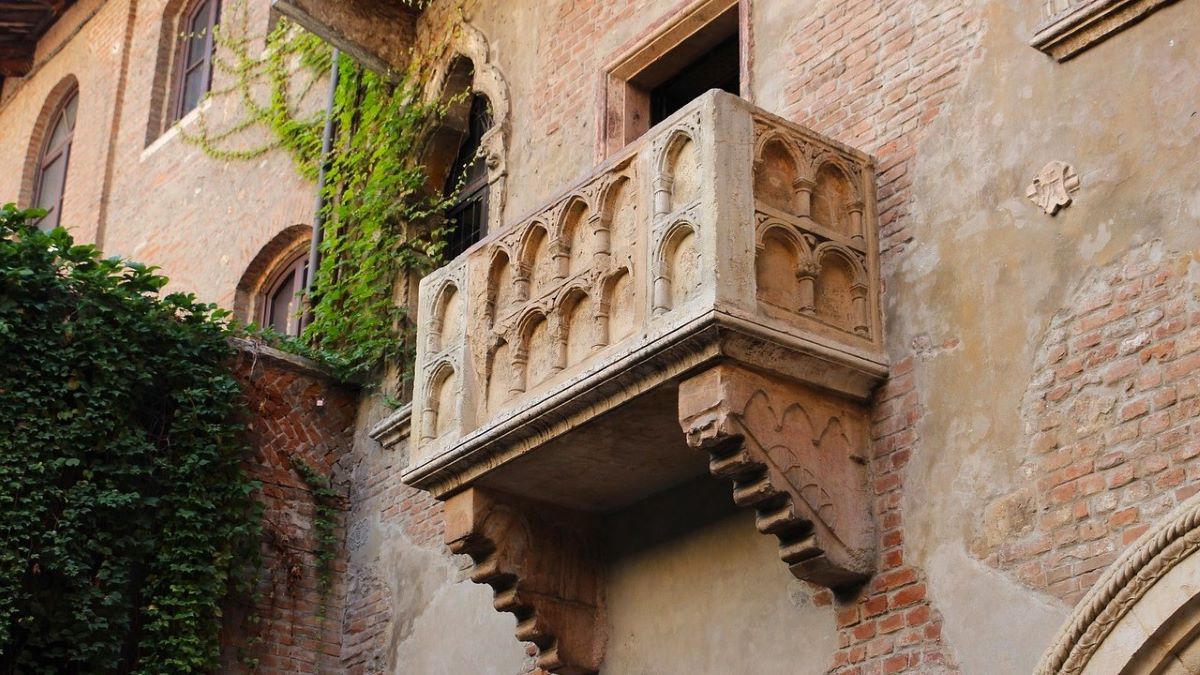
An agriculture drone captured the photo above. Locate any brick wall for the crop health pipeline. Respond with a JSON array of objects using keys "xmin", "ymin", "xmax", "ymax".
[
  {"xmin": 222, "ymin": 341, "xmax": 359, "ymax": 674},
  {"xmin": 0, "ymin": 0, "xmax": 319, "ymax": 308},
  {"xmin": 974, "ymin": 241, "xmax": 1200, "ymax": 604},
  {"xmin": 808, "ymin": 355, "xmax": 958, "ymax": 675}
]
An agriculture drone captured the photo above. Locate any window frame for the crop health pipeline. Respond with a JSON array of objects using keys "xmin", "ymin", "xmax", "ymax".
[
  {"xmin": 172, "ymin": 0, "xmax": 221, "ymax": 122},
  {"xmin": 260, "ymin": 250, "xmax": 309, "ymax": 337},
  {"xmin": 597, "ymin": 0, "xmax": 749, "ymax": 159},
  {"xmin": 32, "ymin": 87, "xmax": 79, "ymax": 231}
]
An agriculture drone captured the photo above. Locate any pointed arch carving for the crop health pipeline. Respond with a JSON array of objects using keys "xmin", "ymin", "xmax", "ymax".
[{"xmin": 422, "ymin": 23, "xmax": 512, "ymax": 238}]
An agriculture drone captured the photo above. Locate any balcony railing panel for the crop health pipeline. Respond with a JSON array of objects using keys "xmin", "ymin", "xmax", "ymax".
[{"xmin": 405, "ymin": 91, "xmax": 885, "ymax": 498}]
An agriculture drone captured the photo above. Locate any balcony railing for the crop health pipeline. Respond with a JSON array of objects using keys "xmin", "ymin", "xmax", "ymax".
[{"xmin": 402, "ymin": 91, "xmax": 886, "ymax": 500}]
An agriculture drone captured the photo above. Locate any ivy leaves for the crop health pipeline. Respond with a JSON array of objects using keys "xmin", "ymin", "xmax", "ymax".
[{"xmin": 0, "ymin": 205, "xmax": 258, "ymax": 673}]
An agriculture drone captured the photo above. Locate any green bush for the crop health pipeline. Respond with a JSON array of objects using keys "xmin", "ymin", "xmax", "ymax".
[{"xmin": 0, "ymin": 205, "xmax": 259, "ymax": 673}]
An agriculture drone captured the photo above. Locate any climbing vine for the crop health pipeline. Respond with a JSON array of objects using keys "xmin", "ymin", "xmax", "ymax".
[
  {"xmin": 0, "ymin": 205, "xmax": 260, "ymax": 673},
  {"xmin": 289, "ymin": 457, "xmax": 339, "ymax": 599},
  {"xmin": 185, "ymin": 2, "xmax": 466, "ymax": 383}
]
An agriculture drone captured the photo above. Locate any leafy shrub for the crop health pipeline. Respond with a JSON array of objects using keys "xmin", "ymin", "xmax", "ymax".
[{"xmin": 0, "ymin": 205, "xmax": 259, "ymax": 673}]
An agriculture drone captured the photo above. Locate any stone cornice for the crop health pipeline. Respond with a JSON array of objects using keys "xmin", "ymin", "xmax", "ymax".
[{"xmin": 1031, "ymin": 0, "xmax": 1179, "ymax": 61}]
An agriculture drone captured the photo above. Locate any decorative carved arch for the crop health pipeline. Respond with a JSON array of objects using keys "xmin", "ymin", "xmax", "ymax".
[
  {"xmin": 234, "ymin": 224, "xmax": 313, "ymax": 323},
  {"xmin": 755, "ymin": 220, "xmax": 812, "ymax": 260},
  {"xmin": 1038, "ymin": 491, "xmax": 1200, "ymax": 674},
  {"xmin": 754, "ymin": 131, "xmax": 806, "ymax": 174},
  {"xmin": 655, "ymin": 219, "xmax": 699, "ymax": 266},
  {"xmin": 656, "ymin": 128, "xmax": 696, "ymax": 175},
  {"xmin": 20, "ymin": 74, "xmax": 80, "ymax": 210},
  {"xmin": 484, "ymin": 246, "xmax": 513, "ymax": 324},
  {"xmin": 422, "ymin": 23, "xmax": 511, "ymax": 236},
  {"xmin": 421, "ymin": 359, "xmax": 459, "ymax": 442},
  {"xmin": 814, "ymin": 242, "xmax": 868, "ymax": 285},
  {"xmin": 428, "ymin": 281, "xmax": 461, "ymax": 354}
]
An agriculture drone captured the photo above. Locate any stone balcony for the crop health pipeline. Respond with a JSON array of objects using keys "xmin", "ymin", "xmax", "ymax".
[{"xmin": 381, "ymin": 91, "xmax": 887, "ymax": 674}]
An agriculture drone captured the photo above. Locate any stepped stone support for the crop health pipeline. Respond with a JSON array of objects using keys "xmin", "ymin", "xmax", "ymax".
[
  {"xmin": 444, "ymin": 488, "xmax": 606, "ymax": 675},
  {"xmin": 678, "ymin": 363, "xmax": 875, "ymax": 588}
]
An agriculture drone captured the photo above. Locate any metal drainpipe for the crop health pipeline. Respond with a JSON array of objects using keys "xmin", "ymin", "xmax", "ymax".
[{"xmin": 305, "ymin": 48, "xmax": 341, "ymax": 298}]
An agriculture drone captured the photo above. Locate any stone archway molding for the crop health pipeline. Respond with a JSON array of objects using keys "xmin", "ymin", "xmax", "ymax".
[{"xmin": 1037, "ymin": 490, "xmax": 1200, "ymax": 674}]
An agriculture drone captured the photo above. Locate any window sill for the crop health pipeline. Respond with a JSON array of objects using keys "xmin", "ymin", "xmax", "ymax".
[{"xmin": 140, "ymin": 97, "xmax": 213, "ymax": 162}]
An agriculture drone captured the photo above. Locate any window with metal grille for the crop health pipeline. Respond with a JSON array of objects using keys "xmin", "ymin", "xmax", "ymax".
[
  {"xmin": 175, "ymin": 0, "xmax": 220, "ymax": 121},
  {"xmin": 33, "ymin": 88, "xmax": 78, "ymax": 231},
  {"xmin": 443, "ymin": 94, "xmax": 493, "ymax": 260}
]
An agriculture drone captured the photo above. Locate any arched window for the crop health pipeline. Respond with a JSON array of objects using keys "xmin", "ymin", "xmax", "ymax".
[
  {"xmin": 174, "ymin": 0, "xmax": 220, "ymax": 121},
  {"xmin": 443, "ymin": 94, "xmax": 493, "ymax": 259},
  {"xmin": 261, "ymin": 251, "xmax": 308, "ymax": 336},
  {"xmin": 33, "ymin": 88, "xmax": 78, "ymax": 231}
]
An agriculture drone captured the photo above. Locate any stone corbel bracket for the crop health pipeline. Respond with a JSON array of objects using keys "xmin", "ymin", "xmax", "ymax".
[
  {"xmin": 444, "ymin": 488, "xmax": 606, "ymax": 675},
  {"xmin": 678, "ymin": 363, "xmax": 875, "ymax": 589}
]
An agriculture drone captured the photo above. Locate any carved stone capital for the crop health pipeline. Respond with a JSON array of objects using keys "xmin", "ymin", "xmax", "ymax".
[
  {"xmin": 678, "ymin": 364, "xmax": 875, "ymax": 589},
  {"xmin": 444, "ymin": 488, "xmax": 606, "ymax": 675}
]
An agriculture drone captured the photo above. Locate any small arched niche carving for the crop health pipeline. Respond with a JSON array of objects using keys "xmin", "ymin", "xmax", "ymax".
[
  {"xmin": 657, "ymin": 132, "xmax": 700, "ymax": 216},
  {"xmin": 485, "ymin": 340, "xmax": 512, "ymax": 413},
  {"xmin": 815, "ymin": 248, "xmax": 865, "ymax": 335},
  {"xmin": 603, "ymin": 175, "xmax": 638, "ymax": 256},
  {"xmin": 811, "ymin": 163, "xmax": 858, "ymax": 239},
  {"xmin": 519, "ymin": 311, "xmax": 554, "ymax": 389},
  {"xmin": 755, "ymin": 139, "xmax": 802, "ymax": 216},
  {"xmin": 425, "ymin": 363, "xmax": 459, "ymax": 440},
  {"xmin": 756, "ymin": 226, "xmax": 805, "ymax": 312},
  {"xmin": 654, "ymin": 224, "xmax": 701, "ymax": 314},
  {"xmin": 603, "ymin": 268, "xmax": 637, "ymax": 344},
  {"xmin": 486, "ymin": 249, "xmax": 514, "ymax": 325},
  {"xmin": 560, "ymin": 198, "xmax": 593, "ymax": 277},
  {"xmin": 521, "ymin": 225, "xmax": 555, "ymax": 300},
  {"xmin": 559, "ymin": 288, "xmax": 593, "ymax": 367},
  {"xmin": 431, "ymin": 283, "xmax": 463, "ymax": 354}
]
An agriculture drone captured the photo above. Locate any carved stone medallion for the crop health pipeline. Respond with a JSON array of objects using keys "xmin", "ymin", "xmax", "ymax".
[{"xmin": 1027, "ymin": 160, "xmax": 1081, "ymax": 215}]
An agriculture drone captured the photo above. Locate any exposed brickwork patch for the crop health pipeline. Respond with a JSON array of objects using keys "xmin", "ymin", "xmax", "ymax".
[
  {"xmin": 824, "ymin": 356, "xmax": 959, "ymax": 674},
  {"xmin": 975, "ymin": 241, "xmax": 1200, "ymax": 605},
  {"xmin": 220, "ymin": 345, "xmax": 358, "ymax": 674}
]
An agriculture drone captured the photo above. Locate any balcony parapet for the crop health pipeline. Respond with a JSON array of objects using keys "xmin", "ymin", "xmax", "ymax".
[{"xmin": 391, "ymin": 91, "xmax": 887, "ymax": 675}]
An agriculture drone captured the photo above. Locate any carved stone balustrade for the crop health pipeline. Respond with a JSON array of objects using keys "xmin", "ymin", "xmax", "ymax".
[{"xmin": 378, "ymin": 91, "xmax": 887, "ymax": 675}]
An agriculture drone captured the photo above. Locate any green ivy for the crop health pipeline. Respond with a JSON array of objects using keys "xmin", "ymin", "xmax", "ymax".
[
  {"xmin": 288, "ymin": 458, "xmax": 338, "ymax": 601},
  {"xmin": 187, "ymin": 4, "xmax": 464, "ymax": 383},
  {"xmin": 0, "ymin": 205, "xmax": 260, "ymax": 672}
]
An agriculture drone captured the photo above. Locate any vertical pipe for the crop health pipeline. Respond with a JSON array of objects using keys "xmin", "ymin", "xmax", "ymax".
[{"xmin": 306, "ymin": 48, "xmax": 341, "ymax": 296}]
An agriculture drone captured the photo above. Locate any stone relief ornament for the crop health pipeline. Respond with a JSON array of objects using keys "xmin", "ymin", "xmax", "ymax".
[{"xmin": 1027, "ymin": 160, "xmax": 1081, "ymax": 215}]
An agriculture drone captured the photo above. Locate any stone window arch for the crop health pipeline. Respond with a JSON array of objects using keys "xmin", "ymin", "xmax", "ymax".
[
  {"xmin": 27, "ymin": 83, "xmax": 79, "ymax": 231},
  {"xmin": 234, "ymin": 224, "xmax": 313, "ymax": 335},
  {"xmin": 421, "ymin": 24, "xmax": 511, "ymax": 261}
]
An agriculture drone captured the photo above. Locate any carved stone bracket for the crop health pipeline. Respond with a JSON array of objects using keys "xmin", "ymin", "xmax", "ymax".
[
  {"xmin": 444, "ymin": 488, "xmax": 606, "ymax": 675},
  {"xmin": 678, "ymin": 364, "xmax": 875, "ymax": 589}
]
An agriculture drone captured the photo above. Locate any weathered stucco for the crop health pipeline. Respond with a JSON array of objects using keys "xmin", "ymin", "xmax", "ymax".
[
  {"xmin": 891, "ymin": 0, "xmax": 1200, "ymax": 670},
  {"xmin": 4, "ymin": 0, "xmax": 1200, "ymax": 670}
]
